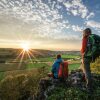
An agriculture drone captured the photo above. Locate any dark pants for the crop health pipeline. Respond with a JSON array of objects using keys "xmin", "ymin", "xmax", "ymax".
[{"xmin": 83, "ymin": 58, "xmax": 92, "ymax": 89}]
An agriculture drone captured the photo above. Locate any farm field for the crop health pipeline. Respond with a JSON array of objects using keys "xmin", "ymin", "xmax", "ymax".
[
  {"xmin": 0, "ymin": 62, "xmax": 81, "ymax": 81},
  {"xmin": 0, "ymin": 49, "xmax": 81, "ymax": 81}
]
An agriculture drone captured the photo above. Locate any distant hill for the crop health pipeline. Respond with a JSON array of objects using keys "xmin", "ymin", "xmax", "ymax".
[{"xmin": 0, "ymin": 48, "xmax": 80, "ymax": 59}]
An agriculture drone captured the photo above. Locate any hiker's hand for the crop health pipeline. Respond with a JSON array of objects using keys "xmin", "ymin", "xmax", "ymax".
[
  {"xmin": 82, "ymin": 53, "xmax": 85, "ymax": 58},
  {"xmin": 81, "ymin": 58, "xmax": 84, "ymax": 64}
]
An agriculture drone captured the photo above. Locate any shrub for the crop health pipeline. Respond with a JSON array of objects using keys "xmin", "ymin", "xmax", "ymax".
[
  {"xmin": 0, "ymin": 67, "xmax": 48, "ymax": 100},
  {"xmin": 47, "ymin": 87, "xmax": 89, "ymax": 100},
  {"xmin": 91, "ymin": 57, "xmax": 100, "ymax": 74},
  {"xmin": 47, "ymin": 83, "xmax": 100, "ymax": 100}
]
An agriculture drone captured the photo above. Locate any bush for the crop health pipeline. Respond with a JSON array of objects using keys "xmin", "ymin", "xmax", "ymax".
[
  {"xmin": 47, "ymin": 87, "xmax": 90, "ymax": 100},
  {"xmin": 0, "ymin": 67, "xmax": 48, "ymax": 100},
  {"xmin": 91, "ymin": 57, "xmax": 100, "ymax": 74},
  {"xmin": 47, "ymin": 83, "xmax": 100, "ymax": 100}
]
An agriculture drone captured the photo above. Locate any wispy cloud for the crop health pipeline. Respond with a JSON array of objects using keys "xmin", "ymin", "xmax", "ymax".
[
  {"xmin": 71, "ymin": 25, "xmax": 84, "ymax": 32},
  {"xmin": 86, "ymin": 20, "xmax": 100, "ymax": 29},
  {"xmin": 63, "ymin": 0, "xmax": 94, "ymax": 19},
  {"xmin": 86, "ymin": 12, "xmax": 95, "ymax": 20},
  {"xmin": 0, "ymin": 0, "xmax": 71, "ymax": 39}
]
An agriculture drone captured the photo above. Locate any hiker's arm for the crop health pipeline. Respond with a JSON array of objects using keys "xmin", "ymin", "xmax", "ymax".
[
  {"xmin": 81, "ymin": 37, "xmax": 88, "ymax": 56},
  {"xmin": 51, "ymin": 63, "xmax": 55, "ymax": 74}
]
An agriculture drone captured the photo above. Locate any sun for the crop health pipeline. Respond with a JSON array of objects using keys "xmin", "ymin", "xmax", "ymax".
[{"xmin": 21, "ymin": 43, "xmax": 30, "ymax": 52}]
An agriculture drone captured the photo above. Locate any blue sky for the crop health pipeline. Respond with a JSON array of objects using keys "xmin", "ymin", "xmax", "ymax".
[{"xmin": 0, "ymin": 0, "xmax": 100, "ymax": 50}]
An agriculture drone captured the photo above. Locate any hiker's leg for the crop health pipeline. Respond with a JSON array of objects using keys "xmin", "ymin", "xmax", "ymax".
[{"xmin": 83, "ymin": 58, "xmax": 92, "ymax": 90}]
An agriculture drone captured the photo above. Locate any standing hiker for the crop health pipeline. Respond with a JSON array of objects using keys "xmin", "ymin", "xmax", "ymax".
[{"xmin": 81, "ymin": 28, "xmax": 100, "ymax": 93}]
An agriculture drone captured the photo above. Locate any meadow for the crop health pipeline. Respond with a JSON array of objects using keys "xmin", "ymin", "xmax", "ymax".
[
  {"xmin": 0, "ymin": 52, "xmax": 81, "ymax": 81},
  {"xmin": 0, "ymin": 49, "xmax": 99, "ymax": 100}
]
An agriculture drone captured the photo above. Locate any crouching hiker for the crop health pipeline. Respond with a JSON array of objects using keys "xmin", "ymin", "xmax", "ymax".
[
  {"xmin": 49, "ymin": 54, "xmax": 69, "ymax": 83},
  {"xmin": 37, "ymin": 55, "xmax": 69, "ymax": 100}
]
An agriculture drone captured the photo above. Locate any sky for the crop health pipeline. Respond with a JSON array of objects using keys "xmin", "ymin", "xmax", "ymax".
[{"xmin": 0, "ymin": 0, "xmax": 100, "ymax": 51}]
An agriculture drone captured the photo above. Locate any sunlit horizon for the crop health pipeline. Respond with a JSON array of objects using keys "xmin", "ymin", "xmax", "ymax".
[
  {"xmin": 0, "ymin": 41, "xmax": 81, "ymax": 51},
  {"xmin": 0, "ymin": 0, "xmax": 100, "ymax": 51}
]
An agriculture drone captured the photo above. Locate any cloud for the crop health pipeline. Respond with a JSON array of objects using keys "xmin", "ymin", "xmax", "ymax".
[
  {"xmin": 0, "ymin": 0, "xmax": 73, "ymax": 40},
  {"xmin": 63, "ymin": 0, "xmax": 94, "ymax": 19},
  {"xmin": 71, "ymin": 25, "xmax": 84, "ymax": 32},
  {"xmin": 86, "ymin": 12, "xmax": 95, "ymax": 20},
  {"xmin": 86, "ymin": 20, "xmax": 100, "ymax": 29},
  {"xmin": 0, "ymin": 0, "xmax": 92, "ymax": 42}
]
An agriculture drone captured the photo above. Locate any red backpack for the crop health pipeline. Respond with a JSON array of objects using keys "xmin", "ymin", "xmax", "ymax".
[{"xmin": 58, "ymin": 61, "xmax": 68, "ymax": 78}]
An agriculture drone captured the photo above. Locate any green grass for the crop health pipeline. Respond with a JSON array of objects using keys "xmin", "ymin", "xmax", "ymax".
[
  {"xmin": 26, "ymin": 63, "xmax": 50, "ymax": 69},
  {"xmin": 26, "ymin": 62, "xmax": 80, "ymax": 72},
  {"xmin": 0, "ymin": 72, "xmax": 4, "ymax": 81},
  {"xmin": 47, "ymin": 83, "xmax": 100, "ymax": 100},
  {"xmin": 32, "ymin": 57, "xmax": 54, "ymax": 62},
  {"xmin": 62, "ymin": 54, "xmax": 80, "ymax": 59},
  {"xmin": 0, "ymin": 55, "xmax": 81, "ymax": 81},
  {"xmin": 0, "ymin": 63, "xmax": 26, "ymax": 72},
  {"xmin": 69, "ymin": 63, "xmax": 81, "ymax": 71},
  {"xmin": 31, "ymin": 54, "xmax": 80, "ymax": 62}
]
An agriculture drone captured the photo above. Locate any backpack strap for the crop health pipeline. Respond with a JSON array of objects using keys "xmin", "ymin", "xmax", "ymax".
[
  {"xmin": 89, "ymin": 34, "xmax": 95, "ymax": 55},
  {"xmin": 85, "ymin": 34, "xmax": 100, "ymax": 61},
  {"xmin": 89, "ymin": 34, "xmax": 95, "ymax": 45},
  {"xmin": 62, "ymin": 63, "xmax": 64, "ymax": 78},
  {"xmin": 84, "ymin": 34, "xmax": 95, "ymax": 58}
]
